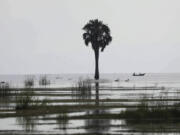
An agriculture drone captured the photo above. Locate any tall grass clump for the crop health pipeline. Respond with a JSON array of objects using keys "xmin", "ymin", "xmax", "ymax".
[
  {"xmin": 71, "ymin": 79, "xmax": 92, "ymax": 101},
  {"xmin": 24, "ymin": 78, "xmax": 34, "ymax": 88},
  {"xmin": 15, "ymin": 91, "xmax": 37, "ymax": 110},
  {"xmin": 0, "ymin": 82, "xmax": 11, "ymax": 96},
  {"xmin": 120, "ymin": 99, "xmax": 180, "ymax": 121},
  {"xmin": 15, "ymin": 90, "xmax": 48, "ymax": 110},
  {"xmin": 39, "ymin": 76, "xmax": 50, "ymax": 86}
]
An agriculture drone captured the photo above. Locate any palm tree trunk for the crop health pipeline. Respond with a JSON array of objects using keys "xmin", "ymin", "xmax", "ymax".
[{"xmin": 94, "ymin": 49, "xmax": 99, "ymax": 80}]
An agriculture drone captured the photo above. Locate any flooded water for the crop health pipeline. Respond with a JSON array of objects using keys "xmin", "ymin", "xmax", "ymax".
[
  {"xmin": 0, "ymin": 73, "xmax": 180, "ymax": 134},
  {"xmin": 1, "ymin": 73, "xmax": 180, "ymax": 88}
]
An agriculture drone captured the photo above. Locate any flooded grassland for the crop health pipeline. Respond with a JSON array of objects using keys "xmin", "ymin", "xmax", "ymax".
[{"xmin": 1, "ymin": 74, "xmax": 180, "ymax": 134}]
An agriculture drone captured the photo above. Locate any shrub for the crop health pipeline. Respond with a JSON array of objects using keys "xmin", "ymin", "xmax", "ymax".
[
  {"xmin": 39, "ymin": 76, "xmax": 50, "ymax": 86},
  {"xmin": 24, "ymin": 78, "xmax": 34, "ymax": 88},
  {"xmin": 15, "ymin": 91, "xmax": 36, "ymax": 110},
  {"xmin": 0, "ymin": 82, "xmax": 11, "ymax": 96},
  {"xmin": 120, "ymin": 100, "xmax": 180, "ymax": 120},
  {"xmin": 15, "ymin": 91, "xmax": 48, "ymax": 110}
]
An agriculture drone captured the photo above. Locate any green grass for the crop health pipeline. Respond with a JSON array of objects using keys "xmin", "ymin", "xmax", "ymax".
[
  {"xmin": 15, "ymin": 90, "xmax": 37, "ymax": 110},
  {"xmin": 15, "ymin": 90, "xmax": 48, "ymax": 110},
  {"xmin": 119, "ymin": 101, "xmax": 180, "ymax": 121}
]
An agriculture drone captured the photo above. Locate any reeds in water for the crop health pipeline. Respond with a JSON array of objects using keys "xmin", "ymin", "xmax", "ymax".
[
  {"xmin": 15, "ymin": 90, "xmax": 48, "ymax": 110},
  {"xmin": 15, "ymin": 90, "xmax": 37, "ymax": 110},
  {"xmin": 24, "ymin": 78, "xmax": 34, "ymax": 88},
  {"xmin": 0, "ymin": 82, "xmax": 11, "ymax": 96},
  {"xmin": 39, "ymin": 76, "xmax": 50, "ymax": 86},
  {"xmin": 71, "ymin": 79, "xmax": 92, "ymax": 101},
  {"xmin": 120, "ymin": 97, "xmax": 180, "ymax": 121}
]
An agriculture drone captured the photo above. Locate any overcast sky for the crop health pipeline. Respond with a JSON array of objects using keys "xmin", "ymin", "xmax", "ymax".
[{"xmin": 0, "ymin": 0, "xmax": 180, "ymax": 74}]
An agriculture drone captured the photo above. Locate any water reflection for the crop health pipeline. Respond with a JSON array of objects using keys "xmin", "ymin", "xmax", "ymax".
[
  {"xmin": 125, "ymin": 119, "xmax": 180, "ymax": 133},
  {"xmin": 85, "ymin": 82, "xmax": 111, "ymax": 134},
  {"xmin": 95, "ymin": 82, "xmax": 99, "ymax": 105},
  {"xmin": 16, "ymin": 116, "xmax": 38, "ymax": 131},
  {"xmin": 85, "ymin": 109, "xmax": 111, "ymax": 134},
  {"xmin": 71, "ymin": 79, "xmax": 92, "ymax": 104},
  {"xmin": 0, "ymin": 83, "xmax": 14, "ymax": 109},
  {"xmin": 0, "ymin": 96, "xmax": 12, "ymax": 109},
  {"xmin": 56, "ymin": 112, "xmax": 68, "ymax": 130}
]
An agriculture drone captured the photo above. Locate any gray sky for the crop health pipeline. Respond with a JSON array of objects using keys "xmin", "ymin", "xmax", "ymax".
[{"xmin": 0, "ymin": 0, "xmax": 180, "ymax": 74}]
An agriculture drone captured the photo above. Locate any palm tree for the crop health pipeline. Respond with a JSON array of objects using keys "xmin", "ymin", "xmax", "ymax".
[{"xmin": 82, "ymin": 19, "xmax": 112, "ymax": 80}]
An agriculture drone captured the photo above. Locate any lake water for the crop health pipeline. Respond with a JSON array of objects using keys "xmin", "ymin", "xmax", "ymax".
[
  {"xmin": 0, "ymin": 73, "xmax": 180, "ymax": 88},
  {"xmin": 1, "ymin": 73, "xmax": 180, "ymax": 135}
]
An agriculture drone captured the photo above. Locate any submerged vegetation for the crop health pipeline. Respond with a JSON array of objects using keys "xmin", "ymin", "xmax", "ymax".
[
  {"xmin": 16, "ymin": 116, "xmax": 38, "ymax": 131},
  {"xmin": 24, "ymin": 78, "xmax": 34, "ymax": 88},
  {"xmin": 15, "ymin": 90, "xmax": 48, "ymax": 110},
  {"xmin": 1, "ymin": 77, "xmax": 180, "ymax": 134},
  {"xmin": 71, "ymin": 79, "xmax": 92, "ymax": 101},
  {"xmin": 56, "ymin": 112, "xmax": 68, "ymax": 130},
  {"xmin": 39, "ymin": 76, "xmax": 50, "ymax": 86},
  {"xmin": 0, "ymin": 82, "xmax": 11, "ymax": 96},
  {"xmin": 15, "ymin": 90, "xmax": 38, "ymax": 110}
]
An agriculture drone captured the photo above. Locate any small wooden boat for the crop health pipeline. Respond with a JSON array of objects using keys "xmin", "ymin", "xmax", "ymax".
[
  {"xmin": 132, "ymin": 73, "xmax": 145, "ymax": 76},
  {"xmin": 114, "ymin": 79, "xmax": 119, "ymax": 82},
  {"xmin": 0, "ymin": 81, "xmax": 5, "ymax": 84}
]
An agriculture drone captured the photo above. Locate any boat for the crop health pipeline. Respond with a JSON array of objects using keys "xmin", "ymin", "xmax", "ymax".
[
  {"xmin": 114, "ymin": 79, "xmax": 119, "ymax": 82},
  {"xmin": 0, "ymin": 81, "xmax": 5, "ymax": 84},
  {"xmin": 132, "ymin": 73, "xmax": 145, "ymax": 76}
]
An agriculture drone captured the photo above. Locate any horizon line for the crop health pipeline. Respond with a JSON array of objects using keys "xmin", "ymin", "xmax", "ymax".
[{"xmin": 0, "ymin": 72, "xmax": 180, "ymax": 75}]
